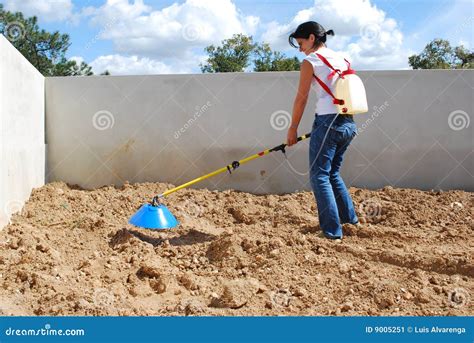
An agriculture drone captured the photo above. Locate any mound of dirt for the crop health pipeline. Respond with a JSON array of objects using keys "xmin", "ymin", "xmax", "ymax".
[{"xmin": 0, "ymin": 181, "xmax": 472, "ymax": 316}]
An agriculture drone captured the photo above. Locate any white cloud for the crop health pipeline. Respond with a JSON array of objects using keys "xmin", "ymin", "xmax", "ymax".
[
  {"xmin": 69, "ymin": 55, "xmax": 84, "ymax": 64},
  {"xmin": 260, "ymin": 0, "xmax": 410, "ymax": 70},
  {"xmin": 3, "ymin": 0, "xmax": 75, "ymax": 22},
  {"xmin": 89, "ymin": 52, "xmax": 207, "ymax": 75},
  {"xmin": 86, "ymin": 0, "xmax": 260, "ymax": 59},
  {"xmin": 79, "ymin": 0, "xmax": 418, "ymax": 74},
  {"xmin": 260, "ymin": 20, "xmax": 294, "ymax": 51}
]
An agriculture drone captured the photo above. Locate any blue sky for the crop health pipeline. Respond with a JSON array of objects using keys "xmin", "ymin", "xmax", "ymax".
[{"xmin": 2, "ymin": 0, "xmax": 472, "ymax": 74}]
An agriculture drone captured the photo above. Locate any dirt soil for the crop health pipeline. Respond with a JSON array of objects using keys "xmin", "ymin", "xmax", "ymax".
[{"xmin": 0, "ymin": 181, "xmax": 472, "ymax": 316}]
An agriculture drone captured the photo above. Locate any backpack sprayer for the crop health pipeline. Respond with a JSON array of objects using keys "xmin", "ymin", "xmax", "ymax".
[{"xmin": 128, "ymin": 52, "xmax": 367, "ymax": 230}]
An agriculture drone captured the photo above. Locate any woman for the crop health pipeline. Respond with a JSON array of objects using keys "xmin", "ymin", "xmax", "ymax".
[{"xmin": 286, "ymin": 21, "xmax": 359, "ymax": 240}]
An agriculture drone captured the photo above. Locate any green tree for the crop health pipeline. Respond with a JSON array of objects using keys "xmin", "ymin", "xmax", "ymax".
[
  {"xmin": 453, "ymin": 45, "xmax": 474, "ymax": 69},
  {"xmin": 0, "ymin": 3, "xmax": 93, "ymax": 76},
  {"xmin": 201, "ymin": 34, "xmax": 301, "ymax": 73},
  {"xmin": 200, "ymin": 33, "xmax": 256, "ymax": 73},
  {"xmin": 408, "ymin": 38, "xmax": 473, "ymax": 69},
  {"xmin": 253, "ymin": 43, "xmax": 300, "ymax": 71}
]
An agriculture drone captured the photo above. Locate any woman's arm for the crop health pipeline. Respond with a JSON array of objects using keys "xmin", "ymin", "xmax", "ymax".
[{"xmin": 287, "ymin": 60, "xmax": 313, "ymax": 146}]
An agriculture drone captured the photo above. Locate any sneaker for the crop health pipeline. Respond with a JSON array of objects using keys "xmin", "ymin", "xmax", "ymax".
[
  {"xmin": 316, "ymin": 231, "xmax": 342, "ymax": 241},
  {"xmin": 342, "ymin": 222, "xmax": 363, "ymax": 229},
  {"xmin": 342, "ymin": 222, "xmax": 362, "ymax": 236}
]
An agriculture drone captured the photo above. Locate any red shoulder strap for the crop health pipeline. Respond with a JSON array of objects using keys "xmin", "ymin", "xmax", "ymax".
[
  {"xmin": 312, "ymin": 74, "xmax": 344, "ymax": 105},
  {"xmin": 315, "ymin": 53, "xmax": 336, "ymax": 71},
  {"xmin": 315, "ymin": 53, "xmax": 355, "ymax": 79}
]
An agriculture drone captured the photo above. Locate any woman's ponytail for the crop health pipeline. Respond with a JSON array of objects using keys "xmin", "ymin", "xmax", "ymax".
[{"xmin": 325, "ymin": 29, "xmax": 334, "ymax": 36}]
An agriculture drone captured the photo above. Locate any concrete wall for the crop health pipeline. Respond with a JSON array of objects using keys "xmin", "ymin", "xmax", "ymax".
[
  {"xmin": 45, "ymin": 69, "xmax": 473, "ymax": 194},
  {"xmin": 0, "ymin": 35, "xmax": 45, "ymax": 228}
]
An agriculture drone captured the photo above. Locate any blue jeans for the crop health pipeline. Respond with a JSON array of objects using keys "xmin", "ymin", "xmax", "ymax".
[{"xmin": 309, "ymin": 113, "xmax": 358, "ymax": 239}]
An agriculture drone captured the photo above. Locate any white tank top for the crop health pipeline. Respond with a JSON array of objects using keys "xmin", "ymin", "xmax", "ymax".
[{"xmin": 304, "ymin": 47, "xmax": 350, "ymax": 115}]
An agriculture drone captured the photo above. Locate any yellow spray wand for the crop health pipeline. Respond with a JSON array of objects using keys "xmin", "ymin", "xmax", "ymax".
[{"xmin": 151, "ymin": 132, "xmax": 311, "ymax": 205}]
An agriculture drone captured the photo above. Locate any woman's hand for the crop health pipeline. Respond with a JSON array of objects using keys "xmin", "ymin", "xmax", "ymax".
[{"xmin": 287, "ymin": 126, "xmax": 298, "ymax": 146}]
